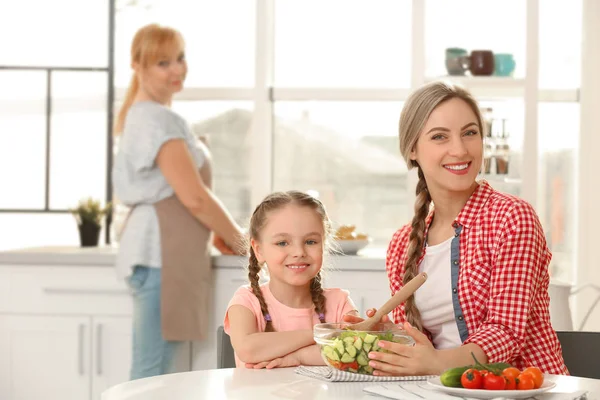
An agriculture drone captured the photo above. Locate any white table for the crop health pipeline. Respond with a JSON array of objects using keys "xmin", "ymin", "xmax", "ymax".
[{"xmin": 102, "ymin": 368, "xmax": 600, "ymax": 400}]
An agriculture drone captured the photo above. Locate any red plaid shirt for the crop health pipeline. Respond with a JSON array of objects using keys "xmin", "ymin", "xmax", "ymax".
[{"xmin": 386, "ymin": 181, "xmax": 568, "ymax": 374}]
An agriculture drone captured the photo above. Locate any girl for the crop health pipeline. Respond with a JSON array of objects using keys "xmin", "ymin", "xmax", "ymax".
[
  {"xmin": 348, "ymin": 81, "xmax": 568, "ymax": 376},
  {"xmin": 113, "ymin": 23, "xmax": 245, "ymax": 380},
  {"xmin": 224, "ymin": 191, "xmax": 358, "ymax": 368}
]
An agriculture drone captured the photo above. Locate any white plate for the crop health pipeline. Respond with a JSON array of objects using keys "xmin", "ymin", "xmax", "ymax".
[
  {"xmin": 335, "ymin": 239, "xmax": 370, "ymax": 255},
  {"xmin": 427, "ymin": 376, "xmax": 556, "ymax": 399}
]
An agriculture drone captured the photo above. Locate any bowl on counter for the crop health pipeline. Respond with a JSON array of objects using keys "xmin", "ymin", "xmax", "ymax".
[
  {"xmin": 334, "ymin": 238, "xmax": 371, "ymax": 255},
  {"xmin": 314, "ymin": 322, "xmax": 415, "ymax": 375}
]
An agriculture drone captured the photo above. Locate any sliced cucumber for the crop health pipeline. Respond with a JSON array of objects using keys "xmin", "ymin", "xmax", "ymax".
[
  {"xmin": 357, "ymin": 353, "xmax": 369, "ymax": 366},
  {"xmin": 334, "ymin": 339, "xmax": 345, "ymax": 354},
  {"xmin": 363, "ymin": 333, "xmax": 377, "ymax": 344},
  {"xmin": 372, "ymin": 338, "xmax": 380, "ymax": 351},
  {"xmin": 363, "ymin": 343, "xmax": 372, "ymax": 352},
  {"xmin": 353, "ymin": 337, "xmax": 363, "ymax": 350},
  {"xmin": 340, "ymin": 353, "xmax": 354, "ymax": 363},
  {"xmin": 345, "ymin": 344, "xmax": 357, "ymax": 358},
  {"xmin": 343, "ymin": 336, "xmax": 355, "ymax": 346}
]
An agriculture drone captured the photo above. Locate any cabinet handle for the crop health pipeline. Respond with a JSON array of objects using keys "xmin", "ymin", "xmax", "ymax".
[
  {"xmin": 96, "ymin": 323, "xmax": 103, "ymax": 375},
  {"xmin": 78, "ymin": 324, "xmax": 85, "ymax": 376}
]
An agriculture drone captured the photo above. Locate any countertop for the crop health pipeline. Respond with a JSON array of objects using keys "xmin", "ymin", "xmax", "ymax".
[
  {"xmin": 101, "ymin": 368, "xmax": 599, "ymax": 400},
  {"xmin": 0, "ymin": 246, "xmax": 388, "ymax": 271}
]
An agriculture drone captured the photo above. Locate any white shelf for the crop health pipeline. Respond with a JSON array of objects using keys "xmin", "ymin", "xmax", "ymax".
[
  {"xmin": 426, "ymin": 75, "xmax": 526, "ymax": 87},
  {"xmin": 426, "ymin": 75, "xmax": 525, "ymax": 99}
]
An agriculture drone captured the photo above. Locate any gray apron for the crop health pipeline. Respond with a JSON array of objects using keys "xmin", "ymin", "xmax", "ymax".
[{"xmin": 154, "ymin": 159, "xmax": 213, "ymax": 341}]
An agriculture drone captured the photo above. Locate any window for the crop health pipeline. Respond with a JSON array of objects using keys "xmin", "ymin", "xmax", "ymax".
[
  {"xmin": 538, "ymin": 103, "xmax": 579, "ymax": 283},
  {"xmin": 274, "ymin": 0, "xmax": 412, "ymax": 87},
  {"xmin": 0, "ymin": 0, "xmax": 586, "ymax": 273},
  {"xmin": 272, "ymin": 102, "xmax": 409, "ymax": 247},
  {"xmin": 424, "ymin": 0, "xmax": 525, "ymax": 79},
  {"xmin": 50, "ymin": 72, "xmax": 108, "ymax": 209},
  {"xmin": 172, "ymin": 101, "xmax": 253, "ymax": 226},
  {"xmin": 115, "ymin": 0, "xmax": 256, "ymax": 87},
  {"xmin": 539, "ymin": 1, "xmax": 582, "ymax": 89},
  {"xmin": 0, "ymin": 0, "xmax": 109, "ymax": 67},
  {"xmin": 0, "ymin": 0, "xmax": 111, "ymax": 250},
  {"xmin": 0, "ymin": 71, "xmax": 47, "ymax": 209}
]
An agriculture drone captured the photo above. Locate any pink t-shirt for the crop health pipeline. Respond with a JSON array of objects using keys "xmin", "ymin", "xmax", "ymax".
[{"xmin": 223, "ymin": 284, "xmax": 357, "ymax": 367}]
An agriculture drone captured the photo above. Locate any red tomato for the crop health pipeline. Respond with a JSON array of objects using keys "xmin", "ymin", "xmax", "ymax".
[
  {"xmin": 330, "ymin": 360, "xmax": 359, "ymax": 371},
  {"xmin": 461, "ymin": 369, "xmax": 483, "ymax": 389},
  {"xmin": 329, "ymin": 360, "xmax": 342, "ymax": 369},
  {"xmin": 479, "ymin": 369, "xmax": 489, "ymax": 378},
  {"xmin": 502, "ymin": 367, "xmax": 521, "ymax": 380},
  {"xmin": 521, "ymin": 367, "xmax": 544, "ymax": 389},
  {"xmin": 517, "ymin": 373, "xmax": 535, "ymax": 390},
  {"xmin": 504, "ymin": 376, "xmax": 517, "ymax": 390},
  {"xmin": 502, "ymin": 367, "xmax": 521, "ymax": 390},
  {"xmin": 483, "ymin": 373, "xmax": 506, "ymax": 390}
]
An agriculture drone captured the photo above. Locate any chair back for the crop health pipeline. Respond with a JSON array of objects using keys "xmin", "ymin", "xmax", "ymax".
[
  {"xmin": 217, "ymin": 325, "xmax": 236, "ymax": 369},
  {"xmin": 556, "ymin": 331, "xmax": 600, "ymax": 379}
]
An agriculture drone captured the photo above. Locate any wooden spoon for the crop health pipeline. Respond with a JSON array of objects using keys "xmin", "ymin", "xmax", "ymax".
[{"xmin": 346, "ymin": 272, "xmax": 428, "ymax": 331}]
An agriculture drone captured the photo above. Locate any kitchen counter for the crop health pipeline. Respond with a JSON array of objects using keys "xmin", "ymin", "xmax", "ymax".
[{"xmin": 0, "ymin": 246, "xmax": 388, "ymax": 271}]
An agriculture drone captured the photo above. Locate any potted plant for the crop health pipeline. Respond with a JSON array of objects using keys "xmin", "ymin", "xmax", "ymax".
[{"xmin": 70, "ymin": 197, "xmax": 112, "ymax": 247}]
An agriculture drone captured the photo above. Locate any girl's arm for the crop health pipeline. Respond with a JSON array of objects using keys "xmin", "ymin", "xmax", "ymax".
[
  {"xmin": 292, "ymin": 344, "xmax": 325, "ymax": 366},
  {"xmin": 245, "ymin": 345, "xmax": 325, "ymax": 369},
  {"xmin": 157, "ymin": 139, "xmax": 245, "ymax": 254},
  {"xmin": 227, "ymin": 305, "xmax": 315, "ymax": 363}
]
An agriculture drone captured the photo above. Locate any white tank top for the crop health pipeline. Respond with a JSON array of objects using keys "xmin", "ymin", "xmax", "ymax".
[{"xmin": 413, "ymin": 236, "xmax": 463, "ymax": 349}]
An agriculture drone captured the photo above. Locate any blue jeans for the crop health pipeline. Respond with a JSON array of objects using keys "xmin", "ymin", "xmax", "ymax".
[{"xmin": 127, "ymin": 265, "xmax": 180, "ymax": 380}]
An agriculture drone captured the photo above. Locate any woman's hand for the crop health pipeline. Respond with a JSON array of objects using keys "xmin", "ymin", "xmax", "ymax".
[
  {"xmin": 368, "ymin": 322, "xmax": 443, "ymax": 376},
  {"xmin": 213, "ymin": 235, "xmax": 236, "ymax": 255}
]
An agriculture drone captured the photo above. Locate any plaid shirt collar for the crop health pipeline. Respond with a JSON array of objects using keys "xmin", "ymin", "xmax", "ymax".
[{"xmin": 424, "ymin": 180, "xmax": 494, "ymax": 234}]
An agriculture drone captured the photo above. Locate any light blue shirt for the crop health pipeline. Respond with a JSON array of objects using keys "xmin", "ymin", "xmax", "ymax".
[{"xmin": 112, "ymin": 101, "xmax": 206, "ymax": 278}]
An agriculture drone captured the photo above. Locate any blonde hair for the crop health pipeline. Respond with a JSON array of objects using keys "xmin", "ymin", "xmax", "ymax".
[
  {"xmin": 114, "ymin": 23, "xmax": 185, "ymax": 134},
  {"xmin": 247, "ymin": 191, "xmax": 333, "ymax": 332},
  {"xmin": 398, "ymin": 81, "xmax": 484, "ymax": 331}
]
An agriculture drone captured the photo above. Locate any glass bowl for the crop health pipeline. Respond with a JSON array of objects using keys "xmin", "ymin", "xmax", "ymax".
[{"xmin": 313, "ymin": 322, "xmax": 415, "ymax": 375}]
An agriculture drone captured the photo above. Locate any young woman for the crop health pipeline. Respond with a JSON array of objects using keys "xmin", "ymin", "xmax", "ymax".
[
  {"xmin": 113, "ymin": 23, "xmax": 245, "ymax": 380},
  {"xmin": 348, "ymin": 81, "xmax": 568, "ymax": 376}
]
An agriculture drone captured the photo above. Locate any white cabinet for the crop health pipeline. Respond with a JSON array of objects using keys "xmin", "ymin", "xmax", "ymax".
[
  {"xmin": 324, "ymin": 270, "xmax": 391, "ymax": 317},
  {"xmin": 0, "ymin": 314, "xmax": 134, "ymax": 400},
  {"xmin": 0, "ymin": 256, "xmax": 396, "ymax": 398},
  {"xmin": 91, "ymin": 317, "xmax": 132, "ymax": 400},
  {"xmin": 0, "ymin": 315, "xmax": 91, "ymax": 400},
  {"xmin": 0, "ymin": 265, "xmax": 135, "ymax": 400}
]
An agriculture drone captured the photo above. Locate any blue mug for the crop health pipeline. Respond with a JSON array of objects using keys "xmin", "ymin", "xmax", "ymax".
[
  {"xmin": 494, "ymin": 53, "xmax": 516, "ymax": 76},
  {"xmin": 445, "ymin": 47, "xmax": 469, "ymax": 76}
]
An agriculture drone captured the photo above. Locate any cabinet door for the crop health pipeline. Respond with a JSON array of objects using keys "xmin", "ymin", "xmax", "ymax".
[
  {"xmin": 0, "ymin": 315, "xmax": 91, "ymax": 400},
  {"xmin": 91, "ymin": 317, "xmax": 132, "ymax": 400},
  {"xmin": 323, "ymin": 270, "xmax": 391, "ymax": 317}
]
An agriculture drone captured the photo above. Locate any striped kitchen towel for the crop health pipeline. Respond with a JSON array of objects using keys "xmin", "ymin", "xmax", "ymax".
[{"xmin": 294, "ymin": 366, "xmax": 435, "ymax": 382}]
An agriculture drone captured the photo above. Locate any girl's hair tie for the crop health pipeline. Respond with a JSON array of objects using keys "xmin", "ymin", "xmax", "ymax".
[
  {"xmin": 264, "ymin": 314, "xmax": 272, "ymax": 322},
  {"xmin": 318, "ymin": 313, "xmax": 325, "ymax": 321}
]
